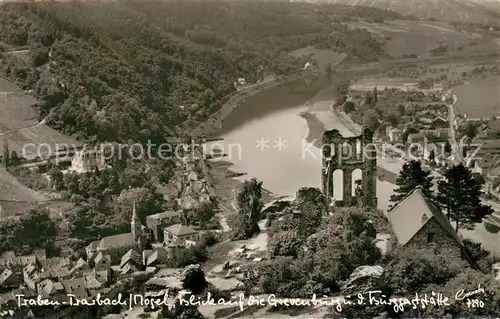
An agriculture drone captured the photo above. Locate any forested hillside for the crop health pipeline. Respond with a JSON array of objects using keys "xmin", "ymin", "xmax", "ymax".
[{"xmin": 0, "ymin": 1, "xmax": 398, "ymax": 143}]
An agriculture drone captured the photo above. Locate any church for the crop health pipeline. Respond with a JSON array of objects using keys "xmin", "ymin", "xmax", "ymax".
[{"xmin": 86, "ymin": 201, "xmax": 148, "ymax": 264}]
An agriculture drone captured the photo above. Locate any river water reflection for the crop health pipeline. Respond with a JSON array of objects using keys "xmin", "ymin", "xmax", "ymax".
[{"xmin": 207, "ymin": 76, "xmax": 396, "ymax": 212}]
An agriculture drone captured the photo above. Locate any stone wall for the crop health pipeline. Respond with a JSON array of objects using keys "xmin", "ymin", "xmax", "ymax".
[{"xmin": 405, "ymin": 218, "xmax": 462, "ymax": 258}]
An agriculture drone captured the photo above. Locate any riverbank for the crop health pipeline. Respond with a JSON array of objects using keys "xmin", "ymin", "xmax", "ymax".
[
  {"xmin": 201, "ymin": 72, "xmax": 325, "ymax": 220},
  {"xmin": 208, "ymin": 159, "xmax": 278, "ymax": 217},
  {"xmin": 188, "ymin": 72, "xmax": 312, "ymax": 138}
]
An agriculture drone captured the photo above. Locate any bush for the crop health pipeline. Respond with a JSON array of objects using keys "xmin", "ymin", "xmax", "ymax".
[
  {"xmin": 199, "ymin": 231, "xmax": 219, "ymax": 248},
  {"xmin": 174, "ymin": 245, "xmax": 209, "ymax": 267},
  {"xmin": 382, "ymin": 246, "xmax": 466, "ymax": 295}
]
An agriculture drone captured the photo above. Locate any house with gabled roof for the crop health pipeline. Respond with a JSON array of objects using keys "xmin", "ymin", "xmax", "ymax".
[
  {"xmin": 94, "ymin": 252, "xmax": 111, "ymax": 271},
  {"xmin": 96, "ymin": 233, "xmax": 137, "ymax": 264},
  {"xmin": 86, "ymin": 241, "xmax": 100, "ymax": 261},
  {"xmin": 92, "ymin": 269, "xmax": 110, "ymax": 285},
  {"xmin": 163, "ymin": 224, "xmax": 198, "ymax": 246},
  {"xmin": 0, "ymin": 251, "xmax": 17, "ymax": 268},
  {"xmin": 0, "ymin": 269, "xmax": 22, "ymax": 289},
  {"xmin": 69, "ymin": 258, "xmax": 90, "ymax": 276},
  {"xmin": 143, "ymin": 247, "xmax": 169, "ymax": 267},
  {"xmin": 387, "ymin": 186, "xmax": 479, "ymax": 269},
  {"xmin": 62, "ymin": 277, "xmax": 88, "ymax": 299},
  {"xmin": 36, "ymin": 279, "xmax": 65, "ymax": 299},
  {"xmin": 146, "ymin": 210, "xmax": 182, "ymax": 242},
  {"xmin": 120, "ymin": 249, "xmax": 142, "ymax": 270},
  {"xmin": 120, "ymin": 263, "xmax": 138, "ymax": 276}
]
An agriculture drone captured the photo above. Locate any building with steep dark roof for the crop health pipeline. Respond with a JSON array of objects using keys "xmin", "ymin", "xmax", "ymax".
[
  {"xmin": 388, "ymin": 186, "xmax": 479, "ymax": 269},
  {"xmin": 86, "ymin": 201, "xmax": 146, "ymax": 264},
  {"xmin": 146, "ymin": 210, "xmax": 182, "ymax": 242}
]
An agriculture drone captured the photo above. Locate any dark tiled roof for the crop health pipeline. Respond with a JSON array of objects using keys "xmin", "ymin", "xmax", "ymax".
[
  {"xmin": 62, "ymin": 277, "xmax": 88, "ymax": 299},
  {"xmin": 120, "ymin": 249, "xmax": 142, "ymax": 268},
  {"xmin": 98, "ymin": 233, "xmax": 136, "ymax": 250}
]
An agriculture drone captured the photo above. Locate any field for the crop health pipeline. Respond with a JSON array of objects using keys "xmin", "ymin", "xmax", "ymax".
[
  {"xmin": 0, "ymin": 78, "xmax": 79, "ymax": 217},
  {"xmin": 350, "ymin": 77, "xmax": 418, "ymax": 91},
  {"xmin": 290, "ymin": 46, "xmax": 348, "ymax": 70},
  {"xmin": 453, "ymin": 75, "xmax": 500, "ymax": 118},
  {"xmin": 0, "ymin": 78, "xmax": 80, "ymax": 156},
  {"xmin": 0, "ymin": 167, "xmax": 48, "ymax": 202},
  {"xmin": 346, "ymin": 20, "xmax": 500, "ymax": 58},
  {"xmin": 327, "ymin": 0, "xmax": 500, "ymax": 25},
  {"xmin": 0, "ymin": 78, "xmax": 38, "ymax": 132}
]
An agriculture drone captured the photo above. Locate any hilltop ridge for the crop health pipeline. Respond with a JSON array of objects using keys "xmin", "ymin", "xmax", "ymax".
[{"xmin": 300, "ymin": 0, "xmax": 500, "ymax": 25}]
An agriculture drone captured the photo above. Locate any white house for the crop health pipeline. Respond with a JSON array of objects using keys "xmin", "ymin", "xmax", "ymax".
[{"xmin": 70, "ymin": 150, "xmax": 107, "ymax": 174}]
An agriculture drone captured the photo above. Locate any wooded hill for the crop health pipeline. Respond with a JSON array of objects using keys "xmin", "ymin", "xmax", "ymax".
[{"xmin": 0, "ymin": 1, "xmax": 399, "ymax": 143}]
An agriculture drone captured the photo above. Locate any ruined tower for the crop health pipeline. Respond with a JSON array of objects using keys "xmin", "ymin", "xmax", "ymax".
[{"xmin": 321, "ymin": 111, "xmax": 377, "ymax": 209}]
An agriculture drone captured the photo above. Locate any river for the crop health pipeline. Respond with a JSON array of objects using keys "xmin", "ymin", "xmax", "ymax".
[
  {"xmin": 206, "ymin": 75, "xmax": 397, "ymax": 213},
  {"xmin": 205, "ymin": 73, "xmax": 500, "ymax": 256}
]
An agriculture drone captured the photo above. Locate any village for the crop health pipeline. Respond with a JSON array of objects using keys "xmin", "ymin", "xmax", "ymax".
[
  {"xmin": 1, "ymin": 83, "xmax": 500, "ymax": 318},
  {"xmin": 1, "ymin": 2, "xmax": 500, "ymax": 317}
]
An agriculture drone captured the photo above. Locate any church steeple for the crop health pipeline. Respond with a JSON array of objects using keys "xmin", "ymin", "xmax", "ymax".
[{"xmin": 131, "ymin": 200, "xmax": 141, "ymax": 239}]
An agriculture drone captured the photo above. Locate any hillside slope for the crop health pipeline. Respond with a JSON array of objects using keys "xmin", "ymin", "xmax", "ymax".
[
  {"xmin": 311, "ymin": 0, "xmax": 500, "ymax": 24},
  {"xmin": 0, "ymin": 2, "xmax": 395, "ymax": 143}
]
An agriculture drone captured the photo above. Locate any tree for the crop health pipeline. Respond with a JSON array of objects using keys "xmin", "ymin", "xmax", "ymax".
[
  {"xmin": 48, "ymin": 167, "xmax": 65, "ymax": 191},
  {"xmin": 428, "ymin": 149, "xmax": 436, "ymax": 164},
  {"xmin": 187, "ymin": 201, "xmax": 216, "ymax": 228},
  {"xmin": 269, "ymin": 230, "xmax": 302, "ymax": 258},
  {"xmin": 397, "ymin": 104, "xmax": 405, "ymax": 116},
  {"xmin": 2, "ymin": 139, "xmax": 10, "ymax": 167},
  {"xmin": 304, "ymin": 209, "xmax": 382, "ymax": 282},
  {"xmin": 295, "ymin": 187, "xmax": 327, "ymax": 212},
  {"xmin": 342, "ymin": 101, "xmax": 356, "ymax": 114},
  {"xmin": 390, "ymin": 160, "xmax": 434, "ymax": 205},
  {"xmin": 382, "ymin": 246, "xmax": 466, "ymax": 295},
  {"xmin": 420, "ymin": 269, "xmax": 500, "ymax": 318},
  {"xmin": 181, "ymin": 264, "xmax": 207, "ymax": 295},
  {"xmin": 462, "ymin": 239, "xmax": 491, "ymax": 272},
  {"xmin": 402, "ymin": 127, "xmax": 418, "ymax": 144},
  {"xmin": 232, "ymin": 178, "xmax": 263, "ymax": 240},
  {"xmin": 460, "ymin": 122, "xmax": 481, "ymax": 143},
  {"xmin": 373, "ymin": 86, "xmax": 378, "ymax": 106},
  {"xmin": 444, "ymin": 140, "xmax": 452, "ymax": 154},
  {"xmin": 114, "ymin": 187, "xmax": 163, "ymax": 225},
  {"xmin": 14, "ymin": 209, "xmax": 58, "ymax": 254},
  {"xmin": 436, "ymin": 164, "xmax": 493, "ymax": 231},
  {"xmin": 175, "ymin": 245, "xmax": 209, "ymax": 267},
  {"xmin": 10, "ymin": 150, "xmax": 20, "ymax": 166},
  {"xmin": 385, "ymin": 113, "xmax": 398, "ymax": 127},
  {"xmin": 364, "ymin": 92, "xmax": 374, "ymax": 107},
  {"xmin": 363, "ymin": 109, "xmax": 380, "ymax": 132},
  {"xmin": 294, "ymin": 187, "xmax": 326, "ymax": 237},
  {"xmin": 335, "ymin": 80, "xmax": 350, "ymax": 106}
]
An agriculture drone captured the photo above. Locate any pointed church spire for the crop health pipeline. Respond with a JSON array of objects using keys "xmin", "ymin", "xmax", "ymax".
[
  {"xmin": 131, "ymin": 200, "xmax": 141, "ymax": 240},
  {"xmin": 132, "ymin": 200, "xmax": 139, "ymax": 222}
]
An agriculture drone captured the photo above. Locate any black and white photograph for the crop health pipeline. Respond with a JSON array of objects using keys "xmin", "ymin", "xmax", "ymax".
[{"xmin": 0, "ymin": 0, "xmax": 500, "ymax": 318}]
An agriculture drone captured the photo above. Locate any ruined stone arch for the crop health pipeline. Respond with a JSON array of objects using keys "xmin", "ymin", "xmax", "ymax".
[{"xmin": 321, "ymin": 118, "xmax": 377, "ymax": 209}]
